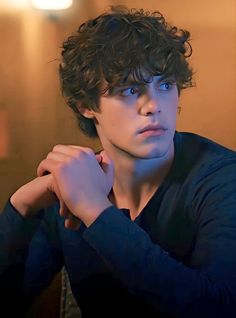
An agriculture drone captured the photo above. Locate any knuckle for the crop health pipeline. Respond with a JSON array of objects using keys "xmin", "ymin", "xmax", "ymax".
[
  {"xmin": 74, "ymin": 148, "xmax": 83, "ymax": 157},
  {"xmin": 64, "ymin": 156, "xmax": 74, "ymax": 165},
  {"xmin": 83, "ymin": 147, "xmax": 94, "ymax": 156},
  {"xmin": 52, "ymin": 144, "xmax": 62, "ymax": 151},
  {"xmin": 46, "ymin": 151, "xmax": 53, "ymax": 159},
  {"xmin": 70, "ymin": 146, "xmax": 94, "ymax": 159},
  {"xmin": 74, "ymin": 148, "xmax": 87, "ymax": 159},
  {"xmin": 55, "ymin": 157, "xmax": 74, "ymax": 172},
  {"xmin": 86, "ymin": 147, "xmax": 94, "ymax": 154}
]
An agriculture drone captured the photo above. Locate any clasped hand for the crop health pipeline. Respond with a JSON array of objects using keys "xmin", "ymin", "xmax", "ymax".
[{"xmin": 37, "ymin": 145, "xmax": 114, "ymax": 229}]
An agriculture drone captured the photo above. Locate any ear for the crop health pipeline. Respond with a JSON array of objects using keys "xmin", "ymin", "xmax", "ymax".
[{"xmin": 76, "ymin": 103, "xmax": 95, "ymax": 119}]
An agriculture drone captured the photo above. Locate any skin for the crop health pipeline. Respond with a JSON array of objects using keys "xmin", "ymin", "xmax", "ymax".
[
  {"xmin": 82, "ymin": 75, "xmax": 179, "ymax": 219},
  {"xmin": 11, "ymin": 75, "xmax": 179, "ymax": 227},
  {"xmin": 11, "ymin": 150, "xmax": 113, "ymax": 228},
  {"xmin": 96, "ymin": 76, "xmax": 178, "ymax": 160}
]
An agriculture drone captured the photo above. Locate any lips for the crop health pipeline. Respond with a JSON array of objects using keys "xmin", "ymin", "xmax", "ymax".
[{"xmin": 138, "ymin": 124, "xmax": 168, "ymax": 134}]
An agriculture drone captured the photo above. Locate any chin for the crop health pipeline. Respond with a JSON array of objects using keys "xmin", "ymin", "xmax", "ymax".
[
  {"xmin": 135, "ymin": 141, "xmax": 174, "ymax": 160},
  {"xmin": 131, "ymin": 147, "xmax": 170, "ymax": 160},
  {"xmin": 136, "ymin": 131, "xmax": 174, "ymax": 159}
]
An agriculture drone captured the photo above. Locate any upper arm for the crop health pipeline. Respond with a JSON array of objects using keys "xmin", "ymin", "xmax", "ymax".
[{"xmin": 189, "ymin": 160, "xmax": 236, "ymax": 294}]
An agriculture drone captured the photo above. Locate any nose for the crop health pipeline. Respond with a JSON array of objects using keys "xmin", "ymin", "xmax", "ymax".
[{"xmin": 140, "ymin": 86, "xmax": 161, "ymax": 116}]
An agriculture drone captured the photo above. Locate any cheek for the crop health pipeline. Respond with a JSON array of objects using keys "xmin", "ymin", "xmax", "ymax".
[
  {"xmin": 97, "ymin": 101, "xmax": 135, "ymax": 129},
  {"xmin": 167, "ymin": 91, "xmax": 179, "ymax": 113},
  {"xmin": 170, "ymin": 87, "xmax": 179, "ymax": 104},
  {"xmin": 95, "ymin": 111, "xmax": 122, "ymax": 133}
]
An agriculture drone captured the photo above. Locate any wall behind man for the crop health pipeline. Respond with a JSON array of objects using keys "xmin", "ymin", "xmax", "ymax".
[{"xmin": 0, "ymin": 0, "xmax": 235, "ymax": 207}]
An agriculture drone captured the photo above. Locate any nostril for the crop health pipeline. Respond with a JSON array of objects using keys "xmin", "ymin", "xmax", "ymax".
[{"xmin": 145, "ymin": 109, "xmax": 161, "ymax": 116}]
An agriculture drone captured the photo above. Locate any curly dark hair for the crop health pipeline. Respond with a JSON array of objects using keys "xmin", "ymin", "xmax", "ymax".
[{"xmin": 59, "ymin": 5, "xmax": 194, "ymax": 138}]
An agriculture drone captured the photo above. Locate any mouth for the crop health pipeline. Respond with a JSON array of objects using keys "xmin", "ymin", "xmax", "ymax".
[
  {"xmin": 139, "ymin": 129, "xmax": 167, "ymax": 137},
  {"xmin": 138, "ymin": 124, "xmax": 168, "ymax": 137}
]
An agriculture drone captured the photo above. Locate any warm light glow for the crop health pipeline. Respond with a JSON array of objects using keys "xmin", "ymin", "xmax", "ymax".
[
  {"xmin": 0, "ymin": 0, "xmax": 30, "ymax": 9},
  {"xmin": 31, "ymin": 0, "xmax": 73, "ymax": 10},
  {"xmin": 0, "ymin": 111, "xmax": 9, "ymax": 159}
]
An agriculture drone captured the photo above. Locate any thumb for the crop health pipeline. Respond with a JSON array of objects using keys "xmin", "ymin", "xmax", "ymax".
[
  {"xmin": 47, "ymin": 176, "xmax": 66, "ymax": 216},
  {"xmin": 99, "ymin": 150, "xmax": 114, "ymax": 188}
]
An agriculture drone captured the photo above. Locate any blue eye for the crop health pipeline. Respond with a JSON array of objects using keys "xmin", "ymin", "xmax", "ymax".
[
  {"xmin": 159, "ymin": 81, "xmax": 175, "ymax": 91},
  {"xmin": 119, "ymin": 86, "xmax": 140, "ymax": 96}
]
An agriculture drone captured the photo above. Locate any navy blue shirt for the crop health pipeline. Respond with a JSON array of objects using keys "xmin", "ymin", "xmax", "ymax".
[{"xmin": 1, "ymin": 132, "xmax": 236, "ymax": 317}]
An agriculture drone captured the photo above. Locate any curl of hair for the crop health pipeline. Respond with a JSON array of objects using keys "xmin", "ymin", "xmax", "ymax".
[{"xmin": 59, "ymin": 5, "xmax": 194, "ymax": 138}]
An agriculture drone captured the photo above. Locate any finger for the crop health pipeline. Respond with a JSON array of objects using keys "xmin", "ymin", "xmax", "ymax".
[
  {"xmin": 64, "ymin": 214, "xmax": 81, "ymax": 230},
  {"xmin": 59, "ymin": 200, "xmax": 68, "ymax": 217},
  {"xmin": 52, "ymin": 145, "xmax": 94, "ymax": 157},
  {"xmin": 44, "ymin": 173, "xmax": 80, "ymax": 230},
  {"xmin": 46, "ymin": 151, "xmax": 70, "ymax": 162},
  {"xmin": 37, "ymin": 158, "xmax": 59, "ymax": 177},
  {"xmin": 47, "ymin": 177, "xmax": 67, "ymax": 215},
  {"xmin": 95, "ymin": 153, "xmax": 103, "ymax": 164},
  {"xmin": 64, "ymin": 219, "xmax": 81, "ymax": 230},
  {"xmin": 99, "ymin": 150, "xmax": 114, "ymax": 180},
  {"xmin": 48, "ymin": 149, "xmax": 102, "ymax": 165}
]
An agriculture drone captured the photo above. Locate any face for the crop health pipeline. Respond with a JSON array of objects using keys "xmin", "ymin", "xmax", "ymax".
[{"xmin": 87, "ymin": 75, "xmax": 179, "ymax": 160}]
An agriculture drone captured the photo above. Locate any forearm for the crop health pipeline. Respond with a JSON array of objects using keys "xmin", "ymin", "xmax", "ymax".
[
  {"xmin": 83, "ymin": 206, "xmax": 236, "ymax": 317},
  {"xmin": 0, "ymin": 199, "xmax": 63, "ymax": 315},
  {"xmin": 0, "ymin": 199, "xmax": 43, "ymax": 271}
]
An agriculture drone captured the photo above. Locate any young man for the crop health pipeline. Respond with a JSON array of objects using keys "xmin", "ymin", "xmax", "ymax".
[{"xmin": 1, "ymin": 6, "xmax": 236, "ymax": 318}]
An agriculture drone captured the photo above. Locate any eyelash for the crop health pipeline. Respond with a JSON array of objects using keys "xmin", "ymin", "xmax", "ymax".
[
  {"xmin": 159, "ymin": 81, "xmax": 175, "ymax": 91},
  {"xmin": 119, "ymin": 87, "xmax": 140, "ymax": 96},
  {"xmin": 118, "ymin": 81, "xmax": 176, "ymax": 97}
]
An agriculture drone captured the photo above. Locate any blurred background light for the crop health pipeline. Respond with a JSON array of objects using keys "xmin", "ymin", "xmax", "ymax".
[
  {"xmin": 0, "ymin": 0, "xmax": 30, "ymax": 9},
  {"xmin": 31, "ymin": 0, "xmax": 73, "ymax": 10}
]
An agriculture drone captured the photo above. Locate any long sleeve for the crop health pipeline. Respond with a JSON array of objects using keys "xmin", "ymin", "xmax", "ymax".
[
  {"xmin": 82, "ymin": 159, "xmax": 236, "ymax": 317},
  {"xmin": 0, "ymin": 200, "xmax": 63, "ymax": 316}
]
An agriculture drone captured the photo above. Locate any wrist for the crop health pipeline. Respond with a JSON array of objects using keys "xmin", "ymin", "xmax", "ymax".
[
  {"xmin": 10, "ymin": 191, "xmax": 32, "ymax": 217},
  {"xmin": 10, "ymin": 180, "xmax": 44, "ymax": 217},
  {"xmin": 76, "ymin": 199, "xmax": 113, "ymax": 227}
]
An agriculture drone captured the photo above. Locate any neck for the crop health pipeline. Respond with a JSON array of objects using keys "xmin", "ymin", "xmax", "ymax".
[{"xmin": 105, "ymin": 142, "xmax": 175, "ymax": 215}]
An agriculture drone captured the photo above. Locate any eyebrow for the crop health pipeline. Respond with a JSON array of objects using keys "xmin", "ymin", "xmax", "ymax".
[
  {"xmin": 117, "ymin": 76, "xmax": 175, "ymax": 88},
  {"xmin": 123, "ymin": 75, "xmax": 175, "ymax": 85},
  {"xmin": 117, "ymin": 81, "xmax": 143, "ymax": 88},
  {"xmin": 156, "ymin": 75, "xmax": 176, "ymax": 82}
]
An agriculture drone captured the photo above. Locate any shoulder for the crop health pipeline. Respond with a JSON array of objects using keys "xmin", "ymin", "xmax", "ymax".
[
  {"xmin": 175, "ymin": 131, "xmax": 235, "ymax": 158},
  {"xmin": 172, "ymin": 132, "xmax": 236, "ymax": 210},
  {"xmin": 174, "ymin": 131, "xmax": 236, "ymax": 177},
  {"xmin": 170, "ymin": 133, "xmax": 236, "ymax": 235}
]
